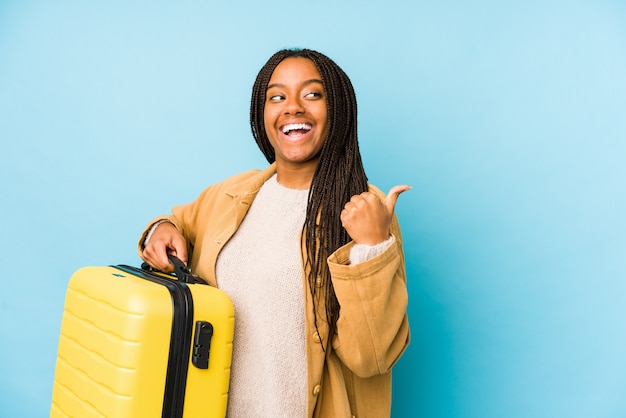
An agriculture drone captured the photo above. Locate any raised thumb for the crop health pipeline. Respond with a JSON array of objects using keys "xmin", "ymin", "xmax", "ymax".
[{"xmin": 384, "ymin": 185, "xmax": 411, "ymax": 214}]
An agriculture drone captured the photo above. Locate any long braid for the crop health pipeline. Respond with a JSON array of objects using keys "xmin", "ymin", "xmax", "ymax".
[{"xmin": 250, "ymin": 48, "xmax": 368, "ymax": 346}]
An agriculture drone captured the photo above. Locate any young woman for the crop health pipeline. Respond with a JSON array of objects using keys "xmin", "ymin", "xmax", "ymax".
[{"xmin": 139, "ymin": 48, "xmax": 410, "ymax": 418}]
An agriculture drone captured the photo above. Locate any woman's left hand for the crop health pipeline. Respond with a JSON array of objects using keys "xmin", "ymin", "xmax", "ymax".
[{"xmin": 340, "ymin": 185, "xmax": 410, "ymax": 245}]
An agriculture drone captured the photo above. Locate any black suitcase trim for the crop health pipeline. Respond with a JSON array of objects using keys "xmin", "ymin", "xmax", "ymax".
[{"xmin": 113, "ymin": 265, "xmax": 194, "ymax": 418}]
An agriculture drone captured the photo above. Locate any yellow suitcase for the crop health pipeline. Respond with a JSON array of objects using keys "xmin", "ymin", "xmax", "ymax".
[{"xmin": 50, "ymin": 257, "xmax": 235, "ymax": 417}]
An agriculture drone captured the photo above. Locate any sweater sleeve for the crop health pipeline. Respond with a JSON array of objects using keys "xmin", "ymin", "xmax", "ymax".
[
  {"xmin": 349, "ymin": 236, "xmax": 394, "ymax": 265},
  {"xmin": 327, "ymin": 216, "xmax": 410, "ymax": 378}
]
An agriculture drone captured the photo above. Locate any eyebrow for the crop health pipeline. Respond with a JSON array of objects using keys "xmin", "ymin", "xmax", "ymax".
[{"xmin": 266, "ymin": 79, "xmax": 324, "ymax": 90}]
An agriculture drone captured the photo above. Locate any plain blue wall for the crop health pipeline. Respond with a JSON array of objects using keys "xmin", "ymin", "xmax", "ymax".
[{"xmin": 1, "ymin": 1, "xmax": 625, "ymax": 417}]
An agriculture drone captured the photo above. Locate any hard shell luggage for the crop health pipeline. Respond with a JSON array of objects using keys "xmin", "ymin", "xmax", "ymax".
[{"xmin": 50, "ymin": 256, "xmax": 235, "ymax": 418}]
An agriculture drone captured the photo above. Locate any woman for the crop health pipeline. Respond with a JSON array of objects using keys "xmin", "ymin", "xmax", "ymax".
[{"xmin": 139, "ymin": 48, "xmax": 410, "ymax": 418}]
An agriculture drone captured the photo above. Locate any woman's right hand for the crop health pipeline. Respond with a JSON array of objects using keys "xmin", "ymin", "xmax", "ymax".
[{"xmin": 141, "ymin": 222, "xmax": 188, "ymax": 272}]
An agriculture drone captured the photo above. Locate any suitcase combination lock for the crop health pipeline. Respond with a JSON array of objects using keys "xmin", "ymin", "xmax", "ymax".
[{"xmin": 192, "ymin": 321, "xmax": 214, "ymax": 369}]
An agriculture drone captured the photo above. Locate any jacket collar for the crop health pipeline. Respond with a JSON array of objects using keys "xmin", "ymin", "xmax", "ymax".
[{"xmin": 225, "ymin": 163, "xmax": 278, "ymax": 199}]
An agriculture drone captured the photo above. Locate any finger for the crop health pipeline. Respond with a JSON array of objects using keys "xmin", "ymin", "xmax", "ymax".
[
  {"xmin": 151, "ymin": 246, "xmax": 174, "ymax": 272},
  {"xmin": 145, "ymin": 242, "xmax": 178, "ymax": 272},
  {"xmin": 384, "ymin": 185, "xmax": 411, "ymax": 214},
  {"xmin": 142, "ymin": 250, "xmax": 170, "ymax": 272},
  {"xmin": 170, "ymin": 238, "xmax": 188, "ymax": 266}
]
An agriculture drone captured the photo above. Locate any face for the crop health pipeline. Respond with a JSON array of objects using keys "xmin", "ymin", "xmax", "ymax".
[{"xmin": 264, "ymin": 57, "xmax": 328, "ymax": 172}]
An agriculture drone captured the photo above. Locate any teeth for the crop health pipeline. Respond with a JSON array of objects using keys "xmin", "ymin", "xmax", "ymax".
[{"xmin": 282, "ymin": 123, "xmax": 311, "ymax": 134}]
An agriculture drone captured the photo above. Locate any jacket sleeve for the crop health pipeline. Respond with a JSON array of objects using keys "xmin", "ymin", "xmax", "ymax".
[
  {"xmin": 136, "ymin": 185, "xmax": 217, "ymax": 258},
  {"xmin": 327, "ymin": 215, "xmax": 410, "ymax": 378},
  {"xmin": 136, "ymin": 168, "xmax": 264, "ymax": 261}
]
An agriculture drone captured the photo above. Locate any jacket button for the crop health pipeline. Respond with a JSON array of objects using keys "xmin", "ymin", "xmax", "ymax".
[
  {"xmin": 214, "ymin": 240, "xmax": 221, "ymax": 245},
  {"xmin": 315, "ymin": 277, "xmax": 323, "ymax": 287},
  {"xmin": 313, "ymin": 384, "xmax": 321, "ymax": 396},
  {"xmin": 313, "ymin": 331, "xmax": 322, "ymax": 343}
]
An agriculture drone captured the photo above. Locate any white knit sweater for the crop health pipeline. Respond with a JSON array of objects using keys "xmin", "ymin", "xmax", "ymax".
[
  {"xmin": 216, "ymin": 174, "xmax": 309, "ymax": 417},
  {"xmin": 215, "ymin": 174, "xmax": 393, "ymax": 418}
]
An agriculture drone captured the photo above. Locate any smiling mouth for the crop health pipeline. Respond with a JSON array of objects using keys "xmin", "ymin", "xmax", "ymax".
[{"xmin": 281, "ymin": 123, "xmax": 312, "ymax": 137}]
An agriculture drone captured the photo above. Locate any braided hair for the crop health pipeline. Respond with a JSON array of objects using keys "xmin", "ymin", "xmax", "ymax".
[{"xmin": 250, "ymin": 48, "xmax": 368, "ymax": 345}]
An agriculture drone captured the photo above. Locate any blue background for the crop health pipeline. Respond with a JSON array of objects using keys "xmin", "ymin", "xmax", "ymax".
[{"xmin": 1, "ymin": 1, "xmax": 625, "ymax": 417}]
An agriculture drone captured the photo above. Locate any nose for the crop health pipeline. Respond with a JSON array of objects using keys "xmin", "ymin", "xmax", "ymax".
[{"xmin": 284, "ymin": 95, "xmax": 304, "ymax": 115}]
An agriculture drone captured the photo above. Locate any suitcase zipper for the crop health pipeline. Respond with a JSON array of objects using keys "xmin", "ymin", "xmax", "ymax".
[{"xmin": 113, "ymin": 265, "xmax": 194, "ymax": 418}]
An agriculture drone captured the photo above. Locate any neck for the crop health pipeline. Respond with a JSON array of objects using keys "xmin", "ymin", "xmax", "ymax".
[{"xmin": 275, "ymin": 161, "xmax": 316, "ymax": 189}]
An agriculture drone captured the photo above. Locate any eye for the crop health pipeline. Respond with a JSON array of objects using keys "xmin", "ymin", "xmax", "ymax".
[
  {"xmin": 268, "ymin": 94, "xmax": 284, "ymax": 102},
  {"xmin": 304, "ymin": 91, "xmax": 323, "ymax": 99}
]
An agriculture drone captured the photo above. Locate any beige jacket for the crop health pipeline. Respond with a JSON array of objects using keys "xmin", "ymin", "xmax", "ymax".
[{"xmin": 138, "ymin": 163, "xmax": 410, "ymax": 418}]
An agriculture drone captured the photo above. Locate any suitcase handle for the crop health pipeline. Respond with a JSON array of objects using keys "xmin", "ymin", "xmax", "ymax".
[
  {"xmin": 140, "ymin": 255, "xmax": 203, "ymax": 284},
  {"xmin": 167, "ymin": 254, "xmax": 201, "ymax": 284}
]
